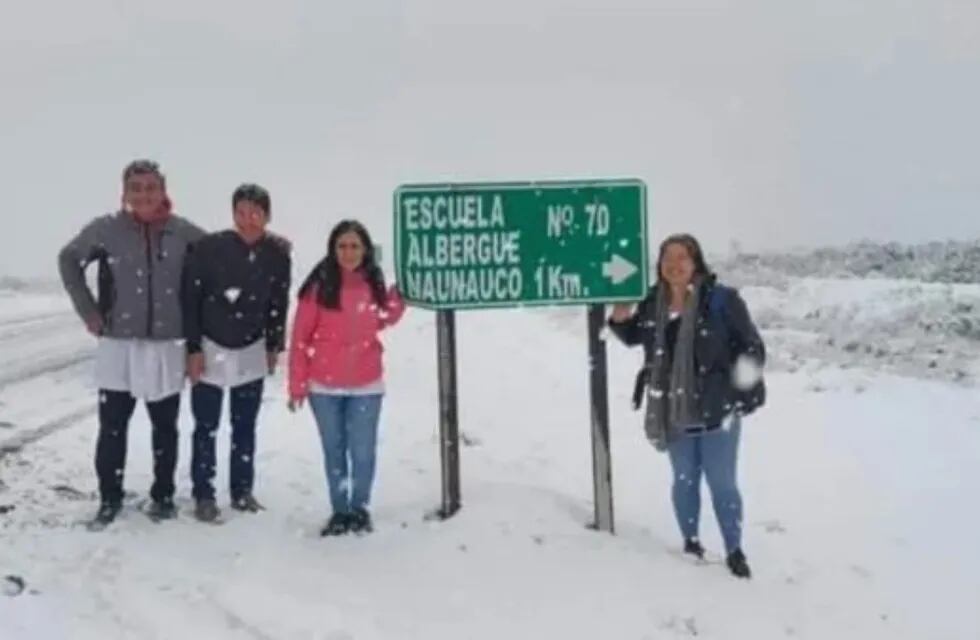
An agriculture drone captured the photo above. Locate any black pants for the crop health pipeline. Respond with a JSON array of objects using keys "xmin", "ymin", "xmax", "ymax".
[
  {"xmin": 191, "ymin": 379, "xmax": 264, "ymax": 502},
  {"xmin": 96, "ymin": 390, "xmax": 180, "ymax": 505}
]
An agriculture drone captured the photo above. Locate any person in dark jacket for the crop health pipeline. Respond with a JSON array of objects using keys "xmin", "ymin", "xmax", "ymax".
[
  {"xmin": 58, "ymin": 159, "xmax": 206, "ymax": 528},
  {"xmin": 182, "ymin": 184, "xmax": 291, "ymax": 522},
  {"xmin": 608, "ymin": 233, "xmax": 766, "ymax": 579}
]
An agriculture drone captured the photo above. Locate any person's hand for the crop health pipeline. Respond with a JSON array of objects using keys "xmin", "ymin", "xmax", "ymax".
[
  {"xmin": 609, "ymin": 304, "xmax": 633, "ymax": 322},
  {"xmin": 186, "ymin": 353, "xmax": 205, "ymax": 384},
  {"xmin": 287, "ymin": 395, "xmax": 306, "ymax": 412},
  {"xmin": 266, "ymin": 351, "xmax": 279, "ymax": 375},
  {"xmin": 84, "ymin": 314, "xmax": 104, "ymax": 336}
]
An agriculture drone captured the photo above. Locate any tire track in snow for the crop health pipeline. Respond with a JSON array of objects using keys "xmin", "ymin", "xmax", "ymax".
[
  {"xmin": 0, "ymin": 309, "xmax": 92, "ymax": 389},
  {"xmin": 0, "ymin": 405, "xmax": 97, "ymax": 461},
  {"xmin": 0, "ymin": 350, "xmax": 93, "ymax": 389},
  {"xmin": 205, "ymin": 593, "xmax": 278, "ymax": 640},
  {"xmin": 0, "ymin": 310, "xmax": 76, "ymax": 341},
  {"xmin": 0, "ymin": 309, "xmax": 95, "ymax": 460}
]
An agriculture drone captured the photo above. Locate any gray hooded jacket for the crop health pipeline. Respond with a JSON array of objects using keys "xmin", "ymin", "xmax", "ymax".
[{"xmin": 58, "ymin": 211, "xmax": 205, "ymax": 340}]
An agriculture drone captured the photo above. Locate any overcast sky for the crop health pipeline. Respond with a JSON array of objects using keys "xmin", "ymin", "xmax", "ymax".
[{"xmin": 1, "ymin": 0, "xmax": 977, "ymax": 278}]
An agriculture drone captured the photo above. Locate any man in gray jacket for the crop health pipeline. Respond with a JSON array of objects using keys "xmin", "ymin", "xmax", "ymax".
[{"xmin": 58, "ymin": 159, "xmax": 205, "ymax": 528}]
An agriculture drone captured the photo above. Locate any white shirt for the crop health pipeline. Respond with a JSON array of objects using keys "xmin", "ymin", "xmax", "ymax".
[
  {"xmin": 309, "ymin": 379, "xmax": 385, "ymax": 396},
  {"xmin": 95, "ymin": 337, "xmax": 186, "ymax": 402},
  {"xmin": 199, "ymin": 337, "xmax": 267, "ymax": 389}
]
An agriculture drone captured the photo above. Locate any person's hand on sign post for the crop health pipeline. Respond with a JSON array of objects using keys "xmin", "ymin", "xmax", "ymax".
[{"xmin": 609, "ymin": 303, "xmax": 634, "ymax": 323}]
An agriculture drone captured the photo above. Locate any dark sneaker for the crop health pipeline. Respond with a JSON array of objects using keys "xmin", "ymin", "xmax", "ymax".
[
  {"xmin": 145, "ymin": 498, "xmax": 177, "ymax": 521},
  {"xmin": 349, "ymin": 508, "xmax": 373, "ymax": 534},
  {"xmin": 194, "ymin": 499, "xmax": 221, "ymax": 523},
  {"xmin": 683, "ymin": 538, "xmax": 706, "ymax": 560},
  {"xmin": 726, "ymin": 549, "xmax": 752, "ymax": 579},
  {"xmin": 319, "ymin": 512, "xmax": 350, "ymax": 537},
  {"xmin": 87, "ymin": 501, "xmax": 122, "ymax": 530},
  {"xmin": 230, "ymin": 494, "xmax": 265, "ymax": 513}
]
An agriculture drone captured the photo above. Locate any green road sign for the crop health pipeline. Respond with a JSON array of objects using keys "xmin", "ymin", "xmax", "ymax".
[{"xmin": 394, "ymin": 179, "xmax": 649, "ymax": 310}]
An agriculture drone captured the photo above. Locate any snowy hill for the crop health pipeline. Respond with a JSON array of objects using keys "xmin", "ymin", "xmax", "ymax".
[
  {"xmin": 720, "ymin": 238, "xmax": 980, "ymax": 284},
  {"xmin": 713, "ymin": 241, "xmax": 980, "ymax": 385}
]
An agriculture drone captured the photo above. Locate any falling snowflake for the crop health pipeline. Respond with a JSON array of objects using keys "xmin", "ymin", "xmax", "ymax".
[{"xmin": 225, "ymin": 288, "xmax": 242, "ymax": 303}]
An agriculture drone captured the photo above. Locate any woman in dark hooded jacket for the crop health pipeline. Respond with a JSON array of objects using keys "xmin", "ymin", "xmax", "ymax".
[{"xmin": 608, "ymin": 234, "xmax": 766, "ymax": 579}]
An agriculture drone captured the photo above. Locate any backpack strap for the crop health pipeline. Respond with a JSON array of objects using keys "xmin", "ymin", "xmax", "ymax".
[
  {"xmin": 707, "ymin": 286, "xmax": 732, "ymax": 352},
  {"xmin": 708, "ymin": 285, "xmax": 728, "ymax": 319}
]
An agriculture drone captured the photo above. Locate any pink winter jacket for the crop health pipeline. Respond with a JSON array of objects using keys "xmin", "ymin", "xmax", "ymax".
[{"xmin": 288, "ymin": 271, "xmax": 406, "ymax": 399}]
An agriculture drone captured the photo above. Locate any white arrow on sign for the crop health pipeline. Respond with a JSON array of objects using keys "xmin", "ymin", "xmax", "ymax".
[{"xmin": 602, "ymin": 254, "xmax": 638, "ymax": 285}]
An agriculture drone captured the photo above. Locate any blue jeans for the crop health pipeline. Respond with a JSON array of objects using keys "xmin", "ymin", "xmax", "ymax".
[
  {"xmin": 666, "ymin": 419, "xmax": 743, "ymax": 554},
  {"xmin": 308, "ymin": 393, "xmax": 383, "ymax": 515},
  {"xmin": 191, "ymin": 379, "xmax": 264, "ymax": 502}
]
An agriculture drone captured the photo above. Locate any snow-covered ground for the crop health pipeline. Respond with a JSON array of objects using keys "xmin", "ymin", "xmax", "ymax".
[{"xmin": 1, "ymin": 271, "xmax": 979, "ymax": 639}]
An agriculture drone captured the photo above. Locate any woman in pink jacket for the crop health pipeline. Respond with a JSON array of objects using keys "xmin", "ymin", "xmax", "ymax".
[{"xmin": 288, "ymin": 220, "xmax": 405, "ymax": 536}]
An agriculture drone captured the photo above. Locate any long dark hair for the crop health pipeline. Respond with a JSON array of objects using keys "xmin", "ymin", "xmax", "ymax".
[
  {"xmin": 298, "ymin": 220, "xmax": 387, "ymax": 309},
  {"xmin": 656, "ymin": 233, "xmax": 713, "ymax": 284}
]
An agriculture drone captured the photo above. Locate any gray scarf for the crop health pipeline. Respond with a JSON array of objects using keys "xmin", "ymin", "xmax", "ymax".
[{"xmin": 644, "ymin": 280, "xmax": 702, "ymax": 450}]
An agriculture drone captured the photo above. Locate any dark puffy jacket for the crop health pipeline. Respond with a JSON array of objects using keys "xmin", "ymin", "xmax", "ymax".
[
  {"xmin": 608, "ymin": 278, "xmax": 766, "ymax": 427},
  {"xmin": 181, "ymin": 230, "xmax": 292, "ymax": 354}
]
